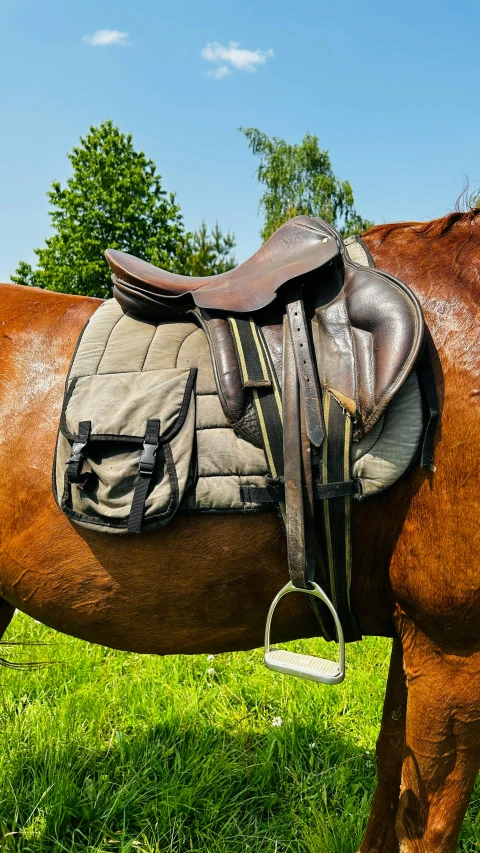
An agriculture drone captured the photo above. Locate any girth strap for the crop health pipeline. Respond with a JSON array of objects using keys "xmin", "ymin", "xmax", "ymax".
[{"xmin": 319, "ymin": 393, "xmax": 360, "ymax": 641}]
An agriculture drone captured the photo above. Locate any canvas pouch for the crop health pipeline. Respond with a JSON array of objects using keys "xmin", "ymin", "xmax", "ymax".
[{"xmin": 54, "ymin": 367, "xmax": 197, "ymax": 533}]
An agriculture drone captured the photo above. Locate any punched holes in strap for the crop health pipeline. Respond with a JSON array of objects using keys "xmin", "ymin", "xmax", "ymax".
[
  {"xmin": 286, "ymin": 290, "xmax": 325, "ymax": 448},
  {"xmin": 127, "ymin": 419, "xmax": 161, "ymax": 534},
  {"xmin": 66, "ymin": 421, "xmax": 91, "ymax": 484}
]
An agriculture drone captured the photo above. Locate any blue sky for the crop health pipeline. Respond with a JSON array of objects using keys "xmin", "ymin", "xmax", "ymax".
[{"xmin": 0, "ymin": 0, "xmax": 478, "ymax": 281}]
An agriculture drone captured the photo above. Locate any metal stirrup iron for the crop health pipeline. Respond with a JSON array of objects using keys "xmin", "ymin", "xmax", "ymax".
[{"xmin": 264, "ymin": 581, "xmax": 345, "ymax": 685}]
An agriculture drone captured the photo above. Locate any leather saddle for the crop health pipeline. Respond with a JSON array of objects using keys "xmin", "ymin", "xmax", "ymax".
[
  {"xmin": 106, "ymin": 216, "xmax": 428, "ymax": 658},
  {"xmin": 106, "ymin": 216, "xmax": 424, "ymax": 442},
  {"xmin": 106, "ymin": 216, "xmax": 339, "ymax": 313}
]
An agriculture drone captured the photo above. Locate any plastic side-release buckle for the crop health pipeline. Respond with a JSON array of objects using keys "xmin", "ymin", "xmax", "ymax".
[{"xmin": 139, "ymin": 419, "xmax": 161, "ymax": 475}]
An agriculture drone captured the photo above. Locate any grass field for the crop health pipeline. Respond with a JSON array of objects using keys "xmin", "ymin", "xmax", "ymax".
[{"xmin": 0, "ymin": 614, "xmax": 478, "ymax": 852}]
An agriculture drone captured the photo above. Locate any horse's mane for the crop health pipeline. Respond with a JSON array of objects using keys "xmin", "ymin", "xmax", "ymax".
[{"xmin": 364, "ymin": 207, "xmax": 480, "ymax": 242}]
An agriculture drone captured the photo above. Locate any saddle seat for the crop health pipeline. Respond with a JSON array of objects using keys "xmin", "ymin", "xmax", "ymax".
[{"xmin": 105, "ymin": 216, "xmax": 339, "ymax": 314}]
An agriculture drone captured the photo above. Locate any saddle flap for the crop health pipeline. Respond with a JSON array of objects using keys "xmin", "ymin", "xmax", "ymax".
[{"xmin": 313, "ymin": 261, "xmax": 424, "ymax": 435}]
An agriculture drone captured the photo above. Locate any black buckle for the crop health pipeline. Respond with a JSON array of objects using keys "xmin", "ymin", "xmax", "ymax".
[
  {"xmin": 66, "ymin": 421, "xmax": 91, "ymax": 483},
  {"xmin": 139, "ymin": 440, "xmax": 159, "ymax": 475},
  {"xmin": 264, "ymin": 474, "xmax": 285, "ymax": 500},
  {"xmin": 67, "ymin": 439, "xmax": 88, "ymax": 465},
  {"xmin": 139, "ymin": 419, "xmax": 161, "ymax": 475}
]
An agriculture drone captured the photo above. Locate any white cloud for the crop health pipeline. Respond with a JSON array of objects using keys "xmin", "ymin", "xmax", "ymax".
[
  {"xmin": 83, "ymin": 29, "xmax": 131, "ymax": 48},
  {"xmin": 208, "ymin": 65, "xmax": 231, "ymax": 80},
  {"xmin": 201, "ymin": 41, "xmax": 274, "ymax": 77}
]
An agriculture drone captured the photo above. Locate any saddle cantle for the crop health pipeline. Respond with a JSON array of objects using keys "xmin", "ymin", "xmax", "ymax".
[{"xmin": 55, "ymin": 215, "xmax": 436, "ymax": 684}]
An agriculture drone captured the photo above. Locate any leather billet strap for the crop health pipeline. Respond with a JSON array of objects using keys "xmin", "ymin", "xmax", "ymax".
[
  {"xmin": 286, "ymin": 288, "xmax": 325, "ymax": 448},
  {"xmin": 283, "ymin": 318, "xmax": 308, "ymax": 589}
]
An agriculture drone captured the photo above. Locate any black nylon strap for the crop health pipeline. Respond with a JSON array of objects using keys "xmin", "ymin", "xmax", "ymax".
[
  {"xmin": 228, "ymin": 314, "xmax": 284, "ymax": 481},
  {"xmin": 243, "ymin": 480, "xmax": 360, "ymax": 504},
  {"xmin": 66, "ymin": 421, "xmax": 91, "ymax": 484},
  {"xmin": 314, "ymin": 480, "xmax": 357, "ymax": 500},
  {"xmin": 253, "ymin": 383, "xmax": 284, "ymax": 481},
  {"xmin": 127, "ymin": 419, "xmax": 161, "ymax": 534},
  {"xmin": 319, "ymin": 393, "xmax": 361, "ymax": 642},
  {"xmin": 241, "ymin": 321, "xmax": 284, "ymax": 480},
  {"xmin": 240, "ymin": 485, "xmax": 280, "ymax": 504},
  {"xmin": 228, "ymin": 317, "xmax": 271, "ymax": 387},
  {"xmin": 417, "ymin": 339, "xmax": 439, "ymax": 470}
]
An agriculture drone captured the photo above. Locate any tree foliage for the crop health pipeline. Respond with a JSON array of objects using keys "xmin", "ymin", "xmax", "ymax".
[
  {"xmin": 179, "ymin": 222, "xmax": 235, "ymax": 277},
  {"xmin": 240, "ymin": 128, "xmax": 373, "ymax": 241},
  {"xmin": 12, "ymin": 121, "xmax": 235, "ymax": 297}
]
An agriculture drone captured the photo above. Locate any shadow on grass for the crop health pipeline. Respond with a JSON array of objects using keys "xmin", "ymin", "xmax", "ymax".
[{"xmin": 0, "ymin": 717, "xmax": 376, "ymax": 853}]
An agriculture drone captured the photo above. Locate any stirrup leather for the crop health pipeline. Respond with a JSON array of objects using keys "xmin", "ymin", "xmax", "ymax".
[{"xmin": 264, "ymin": 581, "xmax": 345, "ymax": 685}]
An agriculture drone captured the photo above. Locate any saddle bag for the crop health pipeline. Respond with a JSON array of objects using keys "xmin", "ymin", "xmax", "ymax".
[{"xmin": 53, "ymin": 366, "xmax": 197, "ymax": 533}]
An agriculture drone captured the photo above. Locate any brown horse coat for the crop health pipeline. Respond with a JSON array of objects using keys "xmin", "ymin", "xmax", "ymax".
[{"xmin": 0, "ymin": 210, "xmax": 479, "ymax": 851}]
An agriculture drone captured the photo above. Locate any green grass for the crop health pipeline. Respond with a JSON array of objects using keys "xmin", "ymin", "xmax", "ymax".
[{"xmin": 0, "ymin": 614, "xmax": 477, "ymax": 852}]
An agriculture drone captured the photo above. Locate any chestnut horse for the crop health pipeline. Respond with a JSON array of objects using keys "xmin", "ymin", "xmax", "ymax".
[{"xmin": 0, "ymin": 210, "xmax": 479, "ymax": 852}]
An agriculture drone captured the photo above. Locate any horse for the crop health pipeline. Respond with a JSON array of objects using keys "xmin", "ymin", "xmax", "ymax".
[{"xmin": 0, "ymin": 209, "xmax": 478, "ymax": 852}]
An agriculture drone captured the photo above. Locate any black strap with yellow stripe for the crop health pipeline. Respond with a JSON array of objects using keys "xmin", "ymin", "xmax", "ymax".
[
  {"xmin": 317, "ymin": 392, "xmax": 361, "ymax": 642},
  {"xmin": 229, "ymin": 317, "xmax": 284, "ymax": 486}
]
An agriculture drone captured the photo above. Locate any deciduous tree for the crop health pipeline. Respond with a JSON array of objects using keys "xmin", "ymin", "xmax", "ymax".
[
  {"xmin": 13, "ymin": 122, "xmax": 235, "ymax": 297},
  {"xmin": 241, "ymin": 128, "xmax": 373, "ymax": 241}
]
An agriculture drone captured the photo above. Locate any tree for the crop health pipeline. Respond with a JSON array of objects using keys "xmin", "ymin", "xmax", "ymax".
[
  {"xmin": 178, "ymin": 222, "xmax": 235, "ymax": 276},
  {"xmin": 240, "ymin": 128, "xmax": 373, "ymax": 241},
  {"xmin": 13, "ymin": 121, "xmax": 235, "ymax": 297}
]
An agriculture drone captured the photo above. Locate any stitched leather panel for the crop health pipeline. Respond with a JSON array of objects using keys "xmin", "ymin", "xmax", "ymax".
[{"xmin": 313, "ymin": 260, "xmax": 424, "ymax": 436}]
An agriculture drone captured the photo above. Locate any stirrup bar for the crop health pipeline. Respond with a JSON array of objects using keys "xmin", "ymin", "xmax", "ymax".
[{"xmin": 264, "ymin": 581, "xmax": 345, "ymax": 685}]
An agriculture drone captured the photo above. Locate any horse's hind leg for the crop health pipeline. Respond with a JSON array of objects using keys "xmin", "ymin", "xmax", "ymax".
[
  {"xmin": 396, "ymin": 619, "xmax": 480, "ymax": 852},
  {"xmin": 360, "ymin": 638, "xmax": 407, "ymax": 853}
]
